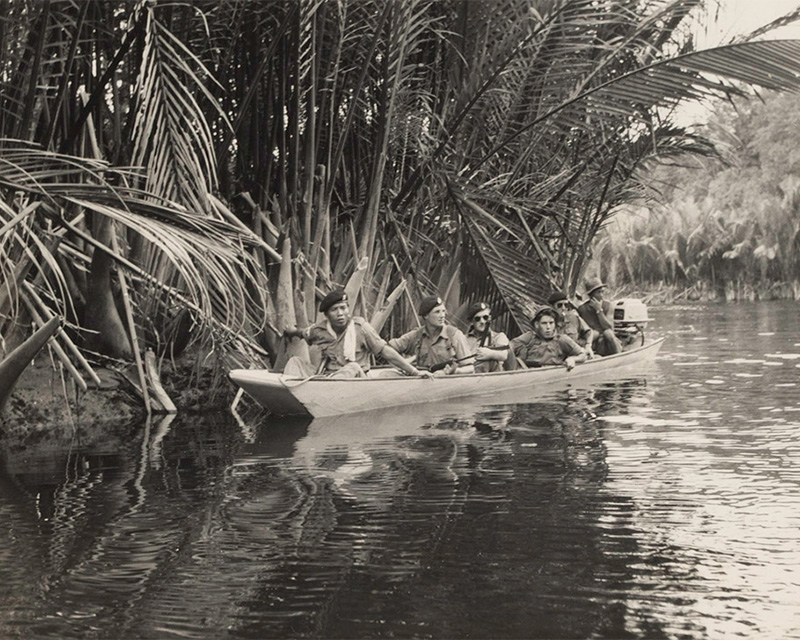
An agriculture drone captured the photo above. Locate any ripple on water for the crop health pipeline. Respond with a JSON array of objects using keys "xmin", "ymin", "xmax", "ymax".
[{"xmin": 3, "ymin": 303, "xmax": 800, "ymax": 639}]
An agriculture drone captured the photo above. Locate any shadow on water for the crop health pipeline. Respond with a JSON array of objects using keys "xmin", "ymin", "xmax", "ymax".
[{"xmin": 0, "ymin": 374, "xmax": 669, "ymax": 639}]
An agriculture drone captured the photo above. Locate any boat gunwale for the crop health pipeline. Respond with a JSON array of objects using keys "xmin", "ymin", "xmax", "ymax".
[{"xmin": 230, "ymin": 337, "xmax": 665, "ymax": 385}]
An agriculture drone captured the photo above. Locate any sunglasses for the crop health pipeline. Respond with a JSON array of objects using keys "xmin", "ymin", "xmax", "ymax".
[
  {"xmin": 554, "ymin": 302, "xmax": 570, "ymax": 309},
  {"xmin": 473, "ymin": 314, "xmax": 491, "ymax": 322}
]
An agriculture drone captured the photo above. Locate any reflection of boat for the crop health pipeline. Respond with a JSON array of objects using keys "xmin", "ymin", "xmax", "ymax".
[
  {"xmin": 292, "ymin": 402, "xmax": 507, "ymax": 446},
  {"xmin": 230, "ymin": 337, "xmax": 664, "ymax": 418},
  {"xmin": 0, "ymin": 316, "xmax": 60, "ymax": 412}
]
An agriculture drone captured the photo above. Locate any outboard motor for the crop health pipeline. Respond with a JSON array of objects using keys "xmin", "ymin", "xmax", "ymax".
[{"xmin": 613, "ymin": 298, "xmax": 649, "ymax": 349}]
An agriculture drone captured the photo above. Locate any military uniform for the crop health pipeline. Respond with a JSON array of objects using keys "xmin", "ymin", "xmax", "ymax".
[
  {"xmin": 286, "ymin": 316, "xmax": 386, "ymax": 378},
  {"xmin": 510, "ymin": 331, "xmax": 583, "ymax": 368},
  {"xmin": 558, "ymin": 311, "xmax": 592, "ymax": 347},
  {"xmin": 389, "ymin": 324, "xmax": 471, "ymax": 371},
  {"xmin": 466, "ymin": 328, "xmax": 509, "ymax": 373},
  {"xmin": 578, "ymin": 299, "xmax": 619, "ymax": 355}
]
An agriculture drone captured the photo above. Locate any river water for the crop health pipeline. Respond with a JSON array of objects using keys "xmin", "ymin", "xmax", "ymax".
[{"xmin": 1, "ymin": 301, "xmax": 799, "ymax": 639}]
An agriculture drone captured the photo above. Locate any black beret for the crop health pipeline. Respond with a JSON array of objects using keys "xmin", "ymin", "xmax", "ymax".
[
  {"xmin": 418, "ymin": 295, "xmax": 444, "ymax": 317},
  {"xmin": 319, "ymin": 288, "xmax": 348, "ymax": 313},
  {"xmin": 466, "ymin": 301, "xmax": 490, "ymax": 320},
  {"xmin": 547, "ymin": 290, "xmax": 568, "ymax": 305}
]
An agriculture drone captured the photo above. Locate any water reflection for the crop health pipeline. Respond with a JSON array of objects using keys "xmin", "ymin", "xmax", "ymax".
[
  {"xmin": 221, "ymin": 391, "xmax": 653, "ymax": 639},
  {"xmin": 0, "ymin": 382, "xmax": 661, "ymax": 639},
  {"xmin": 2, "ymin": 302, "xmax": 800, "ymax": 638}
]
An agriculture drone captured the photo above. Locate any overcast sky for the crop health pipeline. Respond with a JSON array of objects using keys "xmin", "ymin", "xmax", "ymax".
[
  {"xmin": 698, "ymin": 0, "xmax": 800, "ymax": 45},
  {"xmin": 674, "ymin": 1, "xmax": 800, "ymax": 124}
]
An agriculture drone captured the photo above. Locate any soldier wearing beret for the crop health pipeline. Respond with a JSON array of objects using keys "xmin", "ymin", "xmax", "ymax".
[
  {"xmin": 388, "ymin": 296, "xmax": 474, "ymax": 376},
  {"xmin": 284, "ymin": 289, "xmax": 431, "ymax": 378},
  {"xmin": 464, "ymin": 301, "xmax": 511, "ymax": 373}
]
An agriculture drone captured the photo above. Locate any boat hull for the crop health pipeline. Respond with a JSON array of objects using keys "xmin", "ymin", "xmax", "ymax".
[{"xmin": 230, "ymin": 337, "xmax": 664, "ymax": 418}]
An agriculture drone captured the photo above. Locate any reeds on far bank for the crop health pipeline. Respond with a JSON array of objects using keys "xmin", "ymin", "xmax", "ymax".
[
  {"xmin": 607, "ymin": 280, "xmax": 800, "ymax": 306},
  {"xmin": 587, "ymin": 195, "xmax": 800, "ymax": 303}
]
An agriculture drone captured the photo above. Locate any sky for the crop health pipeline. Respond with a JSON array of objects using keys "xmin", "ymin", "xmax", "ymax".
[
  {"xmin": 697, "ymin": 0, "xmax": 800, "ymax": 45},
  {"xmin": 676, "ymin": 1, "xmax": 800, "ymax": 124}
]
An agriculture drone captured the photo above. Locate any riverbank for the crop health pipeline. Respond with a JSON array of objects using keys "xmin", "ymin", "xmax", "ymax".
[
  {"xmin": 0, "ymin": 348, "xmax": 236, "ymax": 437},
  {"xmin": 612, "ymin": 280, "xmax": 800, "ymax": 305}
]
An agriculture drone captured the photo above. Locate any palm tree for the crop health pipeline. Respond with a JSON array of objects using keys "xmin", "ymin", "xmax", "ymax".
[
  {"xmin": 1, "ymin": 1, "xmax": 272, "ymax": 407},
  {"xmin": 590, "ymin": 88, "xmax": 800, "ymax": 300},
  {"xmin": 4, "ymin": 0, "xmax": 800, "ymax": 408}
]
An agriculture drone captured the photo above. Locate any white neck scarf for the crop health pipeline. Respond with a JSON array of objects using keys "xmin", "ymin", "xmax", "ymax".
[{"xmin": 327, "ymin": 319, "xmax": 357, "ymax": 362}]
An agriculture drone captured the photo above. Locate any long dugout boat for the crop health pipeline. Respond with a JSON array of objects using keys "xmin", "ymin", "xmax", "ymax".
[{"xmin": 229, "ymin": 337, "xmax": 665, "ymax": 418}]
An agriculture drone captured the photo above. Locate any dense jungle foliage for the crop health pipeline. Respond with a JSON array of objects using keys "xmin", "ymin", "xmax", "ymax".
[
  {"xmin": 3, "ymin": 0, "xmax": 800, "ymax": 407},
  {"xmin": 588, "ymin": 91, "xmax": 800, "ymax": 302}
]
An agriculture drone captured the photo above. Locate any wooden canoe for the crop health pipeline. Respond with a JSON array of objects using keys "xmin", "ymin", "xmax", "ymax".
[{"xmin": 229, "ymin": 337, "xmax": 664, "ymax": 418}]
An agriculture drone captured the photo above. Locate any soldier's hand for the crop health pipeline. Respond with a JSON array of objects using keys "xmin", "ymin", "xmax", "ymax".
[{"xmin": 283, "ymin": 326, "xmax": 299, "ymax": 339}]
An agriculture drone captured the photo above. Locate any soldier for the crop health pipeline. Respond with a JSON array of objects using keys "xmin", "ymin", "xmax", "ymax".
[
  {"xmin": 389, "ymin": 296, "xmax": 474, "ymax": 376},
  {"xmin": 284, "ymin": 289, "xmax": 430, "ymax": 378},
  {"xmin": 511, "ymin": 308, "xmax": 586, "ymax": 370}
]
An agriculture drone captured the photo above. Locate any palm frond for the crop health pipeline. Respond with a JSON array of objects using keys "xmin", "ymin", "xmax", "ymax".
[
  {"xmin": 131, "ymin": 2, "xmax": 230, "ymax": 213},
  {"xmin": 0, "ymin": 140, "xmax": 270, "ymax": 360}
]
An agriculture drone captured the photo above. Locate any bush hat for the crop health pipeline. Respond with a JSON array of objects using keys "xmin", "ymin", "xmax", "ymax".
[
  {"xmin": 418, "ymin": 295, "xmax": 444, "ymax": 317},
  {"xmin": 319, "ymin": 288, "xmax": 348, "ymax": 313},
  {"xmin": 466, "ymin": 301, "xmax": 491, "ymax": 320},
  {"xmin": 584, "ymin": 277, "xmax": 606, "ymax": 296}
]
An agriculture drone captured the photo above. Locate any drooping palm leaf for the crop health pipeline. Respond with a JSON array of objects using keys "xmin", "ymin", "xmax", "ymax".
[
  {"xmin": 130, "ymin": 1, "xmax": 230, "ymax": 213},
  {"xmin": 0, "ymin": 141, "xmax": 270, "ymax": 363}
]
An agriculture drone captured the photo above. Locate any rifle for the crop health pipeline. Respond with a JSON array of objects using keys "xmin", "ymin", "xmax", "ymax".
[
  {"xmin": 427, "ymin": 344, "xmax": 512, "ymax": 373},
  {"xmin": 425, "ymin": 353, "xmax": 472, "ymax": 373}
]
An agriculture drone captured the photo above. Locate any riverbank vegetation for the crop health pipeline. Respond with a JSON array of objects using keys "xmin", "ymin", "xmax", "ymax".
[
  {"xmin": 3, "ymin": 0, "xmax": 800, "ymax": 411},
  {"xmin": 587, "ymin": 91, "xmax": 800, "ymax": 303}
]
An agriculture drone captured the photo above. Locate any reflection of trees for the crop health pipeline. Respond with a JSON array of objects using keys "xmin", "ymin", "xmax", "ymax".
[
  {"xmin": 0, "ymin": 430, "xmax": 140, "ymax": 635},
  {"xmin": 0, "ymin": 468, "xmax": 56, "ymax": 636},
  {"xmin": 0, "ymin": 383, "xmax": 667, "ymax": 638},
  {"xmin": 0, "ymin": 427, "xmax": 131, "ymax": 588},
  {"xmin": 196, "ymin": 395, "xmax": 661, "ymax": 639},
  {"xmin": 129, "ymin": 424, "xmax": 477, "ymax": 637},
  {"xmin": 0, "ymin": 416, "xmax": 243, "ymax": 637},
  {"xmin": 386, "ymin": 397, "xmax": 654, "ymax": 639}
]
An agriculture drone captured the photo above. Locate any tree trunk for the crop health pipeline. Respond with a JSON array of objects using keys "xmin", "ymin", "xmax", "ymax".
[{"xmin": 84, "ymin": 217, "xmax": 132, "ymax": 359}]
